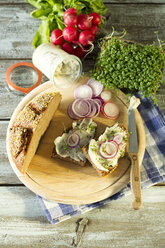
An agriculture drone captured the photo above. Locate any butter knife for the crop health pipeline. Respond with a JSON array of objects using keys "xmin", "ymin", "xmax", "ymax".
[{"xmin": 128, "ymin": 96, "xmax": 142, "ymax": 210}]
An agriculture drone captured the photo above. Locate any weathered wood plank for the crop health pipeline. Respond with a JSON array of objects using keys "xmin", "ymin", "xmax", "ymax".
[
  {"xmin": 0, "ymin": 0, "xmax": 165, "ymax": 4},
  {"xmin": 0, "ymin": 186, "xmax": 165, "ymax": 248},
  {"xmin": 0, "ymin": 4, "xmax": 165, "ymax": 59},
  {"xmin": 0, "ymin": 121, "xmax": 22, "ymax": 184}
]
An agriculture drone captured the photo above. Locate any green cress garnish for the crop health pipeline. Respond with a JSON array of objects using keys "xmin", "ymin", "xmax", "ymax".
[{"xmin": 91, "ymin": 34, "xmax": 165, "ymax": 103}]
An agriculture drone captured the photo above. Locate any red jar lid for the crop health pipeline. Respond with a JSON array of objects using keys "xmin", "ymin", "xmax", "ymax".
[{"xmin": 6, "ymin": 62, "xmax": 42, "ymax": 94}]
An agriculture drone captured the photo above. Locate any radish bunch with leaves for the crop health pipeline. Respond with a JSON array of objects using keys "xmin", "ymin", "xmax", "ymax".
[
  {"xmin": 50, "ymin": 8, "xmax": 103, "ymax": 58},
  {"xmin": 26, "ymin": 0, "xmax": 107, "ymax": 50}
]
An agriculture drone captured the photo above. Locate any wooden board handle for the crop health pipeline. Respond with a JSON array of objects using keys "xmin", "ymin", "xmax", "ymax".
[{"xmin": 129, "ymin": 153, "xmax": 142, "ymax": 210}]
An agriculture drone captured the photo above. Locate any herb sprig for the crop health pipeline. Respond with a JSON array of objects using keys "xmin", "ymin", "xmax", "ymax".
[{"xmin": 91, "ymin": 34, "xmax": 165, "ymax": 103}]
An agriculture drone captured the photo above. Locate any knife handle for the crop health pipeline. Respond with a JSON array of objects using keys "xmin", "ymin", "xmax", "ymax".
[{"xmin": 129, "ymin": 153, "xmax": 142, "ymax": 210}]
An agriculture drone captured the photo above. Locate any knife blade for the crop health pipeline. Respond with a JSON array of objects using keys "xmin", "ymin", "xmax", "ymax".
[
  {"xmin": 128, "ymin": 109, "xmax": 138, "ymax": 153},
  {"xmin": 128, "ymin": 96, "xmax": 142, "ymax": 210}
]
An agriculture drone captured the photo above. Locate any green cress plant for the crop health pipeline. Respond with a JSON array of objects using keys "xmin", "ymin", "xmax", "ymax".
[
  {"xmin": 91, "ymin": 34, "xmax": 165, "ymax": 103},
  {"xmin": 26, "ymin": 0, "xmax": 107, "ymax": 48}
]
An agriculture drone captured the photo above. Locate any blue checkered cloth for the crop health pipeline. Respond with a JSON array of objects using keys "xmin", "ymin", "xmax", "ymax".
[{"xmin": 37, "ymin": 93, "xmax": 165, "ymax": 224}]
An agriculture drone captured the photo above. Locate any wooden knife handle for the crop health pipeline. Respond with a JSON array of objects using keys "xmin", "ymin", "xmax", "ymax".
[{"xmin": 129, "ymin": 153, "xmax": 142, "ymax": 210}]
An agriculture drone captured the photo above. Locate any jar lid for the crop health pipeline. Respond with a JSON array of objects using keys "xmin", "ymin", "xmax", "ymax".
[{"xmin": 6, "ymin": 62, "xmax": 42, "ymax": 94}]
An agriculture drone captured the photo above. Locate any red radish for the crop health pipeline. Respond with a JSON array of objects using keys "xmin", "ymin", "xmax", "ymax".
[
  {"xmin": 77, "ymin": 14, "xmax": 93, "ymax": 30},
  {"xmin": 74, "ymin": 84, "xmax": 93, "ymax": 99},
  {"xmin": 87, "ymin": 78, "xmax": 103, "ymax": 97},
  {"xmin": 61, "ymin": 42, "xmax": 74, "ymax": 54},
  {"xmin": 72, "ymin": 40, "xmax": 79, "ymax": 45},
  {"xmin": 64, "ymin": 14, "xmax": 77, "ymax": 27},
  {"xmin": 101, "ymin": 102, "xmax": 120, "ymax": 119},
  {"xmin": 74, "ymin": 46, "xmax": 87, "ymax": 58},
  {"xmin": 113, "ymin": 134, "xmax": 123, "ymax": 145},
  {"xmin": 99, "ymin": 141, "xmax": 119, "ymax": 159},
  {"xmin": 79, "ymin": 30, "xmax": 95, "ymax": 46},
  {"xmin": 51, "ymin": 29, "xmax": 63, "ymax": 45},
  {"xmin": 89, "ymin": 12, "xmax": 102, "ymax": 26},
  {"xmin": 63, "ymin": 27, "xmax": 79, "ymax": 42},
  {"xmin": 63, "ymin": 8, "xmax": 77, "ymax": 18},
  {"xmin": 90, "ymin": 25, "xmax": 99, "ymax": 35},
  {"xmin": 105, "ymin": 141, "xmax": 119, "ymax": 156},
  {"xmin": 101, "ymin": 90, "xmax": 112, "ymax": 102}
]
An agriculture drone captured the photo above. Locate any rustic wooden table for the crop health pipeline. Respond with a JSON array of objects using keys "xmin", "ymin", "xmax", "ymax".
[{"xmin": 0, "ymin": 1, "xmax": 165, "ymax": 247}]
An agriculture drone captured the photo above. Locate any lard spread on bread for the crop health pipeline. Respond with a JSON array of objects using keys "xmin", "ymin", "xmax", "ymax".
[
  {"xmin": 54, "ymin": 118, "xmax": 97, "ymax": 163},
  {"xmin": 88, "ymin": 123, "xmax": 128, "ymax": 174}
]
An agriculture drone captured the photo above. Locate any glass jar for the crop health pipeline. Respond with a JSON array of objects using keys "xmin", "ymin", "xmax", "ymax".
[{"xmin": 32, "ymin": 43, "xmax": 82, "ymax": 88}]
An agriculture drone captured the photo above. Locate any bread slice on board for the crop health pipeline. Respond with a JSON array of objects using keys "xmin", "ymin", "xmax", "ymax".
[
  {"xmin": 82, "ymin": 124, "xmax": 129, "ymax": 177},
  {"xmin": 9, "ymin": 88, "xmax": 62, "ymax": 174}
]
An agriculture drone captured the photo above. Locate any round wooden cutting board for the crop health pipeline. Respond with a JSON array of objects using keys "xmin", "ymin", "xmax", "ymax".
[{"xmin": 6, "ymin": 77, "xmax": 146, "ymax": 204}]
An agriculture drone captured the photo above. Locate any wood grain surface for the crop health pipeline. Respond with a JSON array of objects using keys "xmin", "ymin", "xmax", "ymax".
[
  {"xmin": 0, "ymin": 187, "xmax": 165, "ymax": 248},
  {"xmin": 6, "ymin": 80, "xmax": 145, "ymax": 204}
]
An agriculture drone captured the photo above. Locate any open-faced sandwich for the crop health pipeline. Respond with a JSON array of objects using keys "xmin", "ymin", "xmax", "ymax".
[
  {"xmin": 52, "ymin": 118, "xmax": 97, "ymax": 166},
  {"xmin": 82, "ymin": 123, "xmax": 128, "ymax": 176}
]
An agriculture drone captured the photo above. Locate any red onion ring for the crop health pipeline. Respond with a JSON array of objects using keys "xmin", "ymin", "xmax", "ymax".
[
  {"xmin": 67, "ymin": 133, "xmax": 80, "ymax": 148},
  {"xmin": 99, "ymin": 141, "xmax": 119, "ymax": 159}
]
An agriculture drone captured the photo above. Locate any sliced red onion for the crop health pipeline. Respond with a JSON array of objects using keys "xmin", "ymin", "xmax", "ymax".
[
  {"xmin": 86, "ymin": 99, "xmax": 96, "ymax": 118},
  {"xmin": 67, "ymin": 103, "xmax": 79, "ymax": 120},
  {"xmin": 113, "ymin": 134, "xmax": 123, "ymax": 145},
  {"xmin": 101, "ymin": 90, "xmax": 112, "ymax": 102},
  {"xmin": 101, "ymin": 102, "xmax": 120, "ymax": 120},
  {"xmin": 74, "ymin": 84, "xmax": 93, "ymax": 99},
  {"xmin": 99, "ymin": 141, "xmax": 119, "ymax": 159},
  {"xmin": 92, "ymin": 100, "xmax": 100, "ymax": 118},
  {"xmin": 93, "ymin": 97, "xmax": 104, "ymax": 107},
  {"xmin": 72, "ymin": 99, "xmax": 91, "ymax": 118},
  {"xmin": 67, "ymin": 133, "xmax": 80, "ymax": 148},
  {"xmin": 87, "ymin": 78, "xmax": 103, "ymax": 97}
]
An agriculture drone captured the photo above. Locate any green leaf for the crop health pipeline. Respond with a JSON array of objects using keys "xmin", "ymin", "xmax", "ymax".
[
  {"xmin": 31, "ymin": 7, "xmax": 52, "ymax": 18},
  {"xmin": 26, "ymin": 0, "xmax": 41, "ymax": 9},
  {"xmin": 32, "ymin": 20, "xmax": 50, "ymax": 48},
  {"xmin": 54, "ymin": 15, "xmax": 65, "ymax": 30}
]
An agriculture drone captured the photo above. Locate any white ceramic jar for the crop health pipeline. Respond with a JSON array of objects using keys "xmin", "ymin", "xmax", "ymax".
[{"xmin": 32, "ymin": 43, "xmax": 82, "ymax": 88}]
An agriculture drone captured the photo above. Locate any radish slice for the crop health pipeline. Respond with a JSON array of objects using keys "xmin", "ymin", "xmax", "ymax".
[
  {"xmin": 105, "ymin": 141, "xmax": 119, "ymax": 156},
  {"xmin": 67, "ymin": 133, "xmax": 80, "ymax": 148},
  {"xmin": 101, "ymin": 102, "xmax": 120, "ymax": 119},
  {"xmin": 101, "ymin": 90, "xmax": 112, "ymax": 102},
  {"xmin": 113, "ymin": 134, "xmax": 123, "ymax": 145},
  {"xmin": 74, "ymin": 85, "xmax": 93, "ymax": 99},
  {"xmin": 67, "ymin": 103, "xmax": 79, "ymax": 120},
  {"xmin": 72, "ymin": 99, "xmax": 91, "ymax": 117},
  {"xmin": 87, "ymin": 78, "xmax": 103, "ymax": 97},
  {"xmin": 99, "ymin": 141, "xmax": 119, "ymax": 159},
  {"xmin": 93, "ymin": 97, "xmax": 104, "ymax": 106}
]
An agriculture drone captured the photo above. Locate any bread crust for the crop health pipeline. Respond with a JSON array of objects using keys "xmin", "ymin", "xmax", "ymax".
[
  {"xmin": 9, "ymin": 89, "xmax": 62, "ymax": 173},
  {"xmin": 82, "ymin": 124, "xmax": 129, "ymax": 177}
]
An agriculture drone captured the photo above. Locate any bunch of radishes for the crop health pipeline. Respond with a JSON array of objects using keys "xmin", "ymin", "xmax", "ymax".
[{"xmin": 50, "ymin": 8, "xmax": 102, "ymax": 58}]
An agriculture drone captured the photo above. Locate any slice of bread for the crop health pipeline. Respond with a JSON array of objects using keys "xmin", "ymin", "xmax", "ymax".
[
  {"xmin": 82, "ymin": 124, "xmax": 128, "ymax": 177},
  {"xmin": 9, "ymin": 88, "xmax": 62, "ymax": 173},
  {"xmin": 52, "ymin": 119, "xmax": 97, "ymax": 167},
  {"xmin": 82, "ymin": 145, "xmax": 118, "ymax": 177}
]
